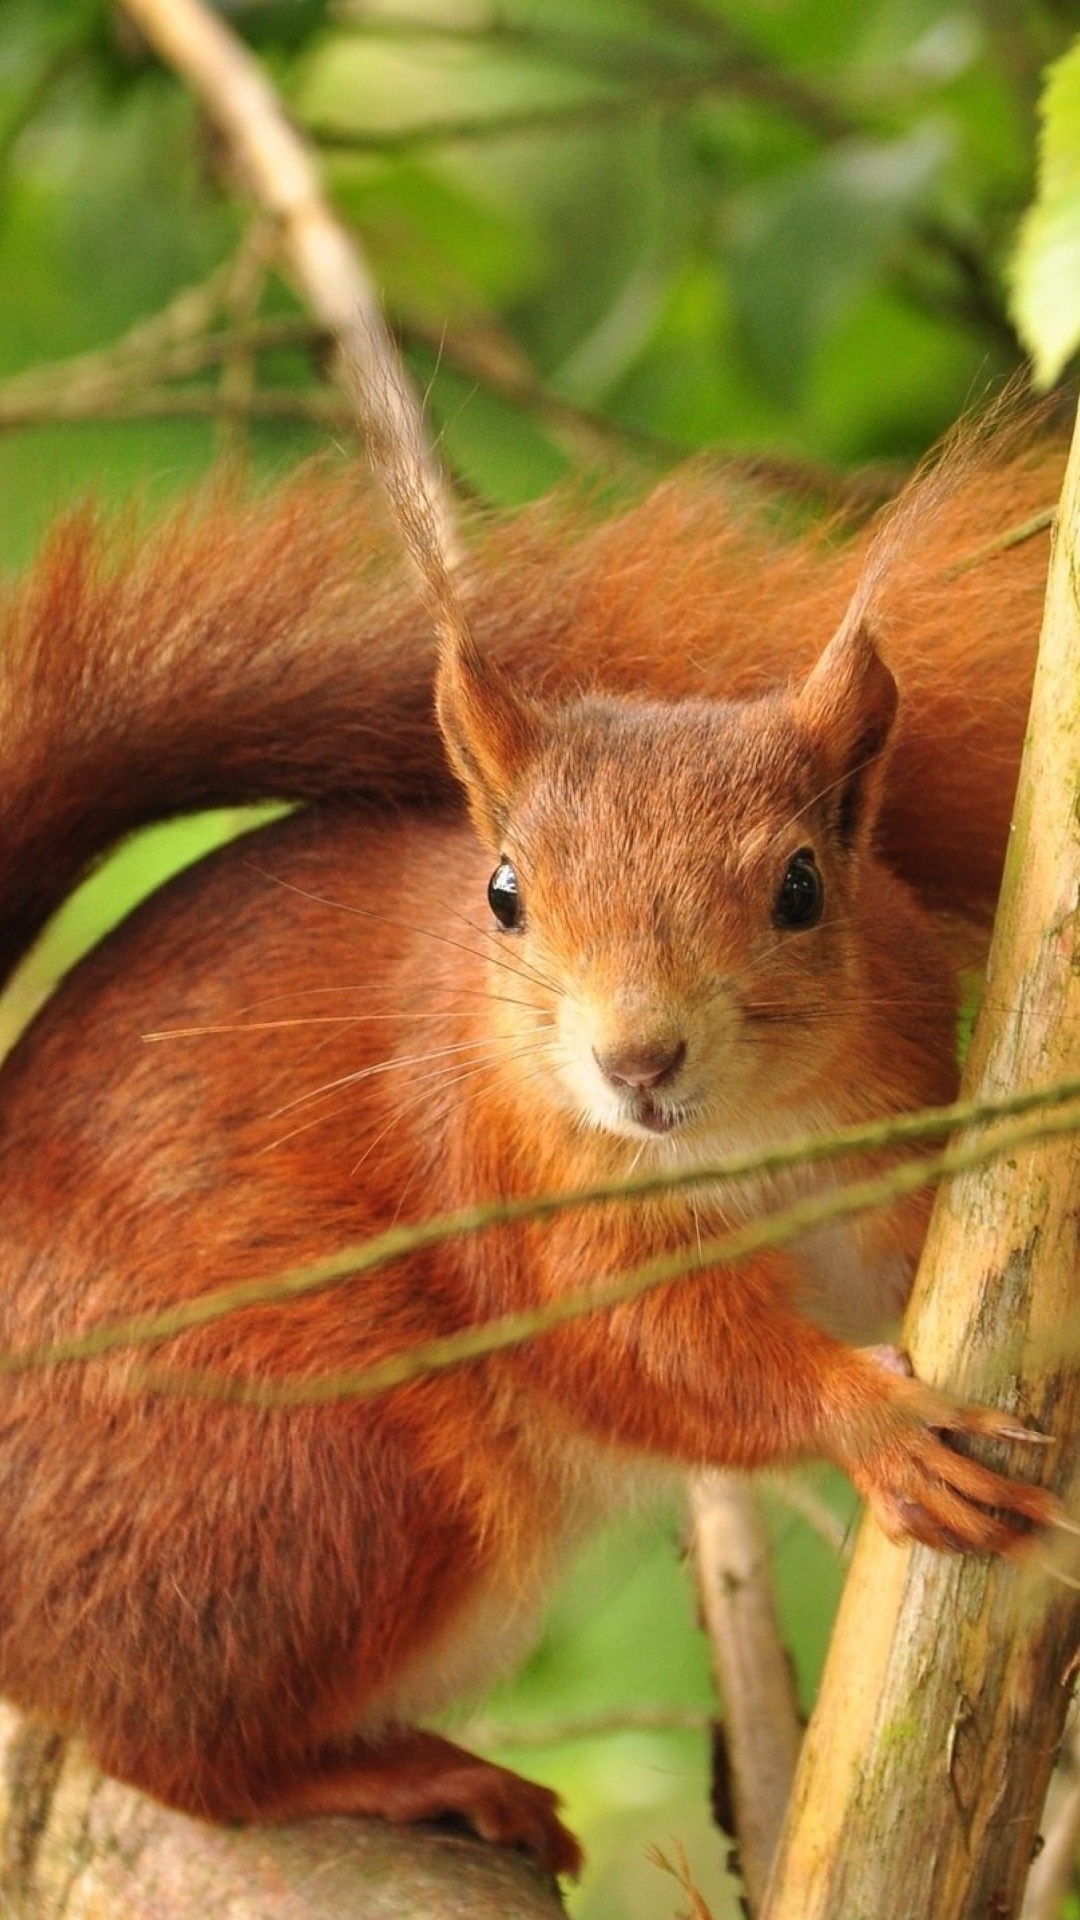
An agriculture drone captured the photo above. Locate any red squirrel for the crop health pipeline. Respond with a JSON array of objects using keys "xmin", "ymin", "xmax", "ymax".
[{"xmin": 0, "ymin": 429, "xmax": 1065, "ymax": 1878}]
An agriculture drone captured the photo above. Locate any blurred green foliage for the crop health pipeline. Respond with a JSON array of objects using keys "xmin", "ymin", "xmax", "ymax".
[
  {"xmin": 0, "ymin": 0, "xmax": 1073, "ymax": 562},
  {"xmin": 0, "ymin": 1, "xmax": 1074, "ymax": 1915},
  {"xmin": 1012, "ymin": 34, "xmax": 1080, "ymax": 384}
]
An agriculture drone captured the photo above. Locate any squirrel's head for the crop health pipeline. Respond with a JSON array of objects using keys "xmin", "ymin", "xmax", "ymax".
[{"xmin": 436, "ymin": 615, "xmax": 914, "ymax": 1156}]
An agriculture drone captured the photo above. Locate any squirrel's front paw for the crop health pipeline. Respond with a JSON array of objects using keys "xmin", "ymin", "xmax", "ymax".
[{"xmin": 845, "ymin": 1345, "xmax": 1060, "ymax": 1557}]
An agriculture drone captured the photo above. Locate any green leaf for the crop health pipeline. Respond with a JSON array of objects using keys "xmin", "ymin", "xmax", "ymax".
[
  {"xmin": 1009, "ymin": 36, "xmax": 1080, "ymax": 387},
  {"xmin": 293, "ymin": 30, "xmax": 616, "ymax": 140},
  {"xmin": 325, "ymin": 153, "xmax": 540, "ymax": 320},
  {"xmin": 423, "ymin": 362, "xmax": 571, "ymax": 506},
  {"xmin": 728, "ymin": 122, "xmax": 950, "ymax": 402}
]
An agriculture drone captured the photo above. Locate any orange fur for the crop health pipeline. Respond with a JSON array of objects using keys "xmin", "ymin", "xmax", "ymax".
[
  {"xmin": 0, "ymin": 427, "xmax": 1064, "ymax": 1875},
  {"xmin": 0, "ymin": 430, "xmax": 1056, "ymax": 988}
]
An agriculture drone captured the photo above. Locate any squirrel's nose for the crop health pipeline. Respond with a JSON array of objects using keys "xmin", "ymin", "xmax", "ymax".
[{"xmin": 593, "ymin": 1038, "xmax": 687, "ymax": 1092}]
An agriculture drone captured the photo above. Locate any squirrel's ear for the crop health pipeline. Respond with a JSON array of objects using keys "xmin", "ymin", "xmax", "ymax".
[
  {"xmin": 436, "ymin": 634, "xmax": 545, "ymax": 844},
  {"xmin": 795, "ymin": 620, "xmax": 898, "ymax": 847}
]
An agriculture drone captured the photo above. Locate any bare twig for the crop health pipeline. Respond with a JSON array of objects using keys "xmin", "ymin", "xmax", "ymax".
[
  {"xmin": 118, "ymin": 0, "xmax": 458, "ymax": 556},
  {"xmin": 690, "ymin": 1475, "xmax": 802, "ymax": 1915},
  {"xmin": 459, "ymin": 1704, "xmax": 712, "ymax": 1750},
  {"xmin": 1, "ymin": 1079, "xmax": 1079, "ymax": 1396},
  {"xmin": 214, "ymin": 221, "xmax": 276, "ymax": 461},
  {"xmin": 0, "ymin": 384, "xmax": 351, "ymax": 431},
  {"xmin": 327, "ymin": 2, "xmax": 852, "ymax": 140},
  {"xmin": 945, "ymin": 506, "xmax": 1056, "ymax": 574},
  {"xmin": 0, "ymin": 251, "xmax": 291, "ymax": 394},
  {"xmin": 305, "ymin": 71, "xmax": 767, "ymax": 151},
  {"xmin": 1020, "ymin": 1708, "xmax": 1080, "ymax": 1920},
  {"xmin": 404, "ymin": 317, "xmax": 679, "ymax": 472}
]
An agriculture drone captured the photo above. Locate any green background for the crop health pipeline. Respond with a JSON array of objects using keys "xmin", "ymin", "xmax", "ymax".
[{"xmin": 0, "ymin": 2, "xmax": 1074, "ymax": 1914}]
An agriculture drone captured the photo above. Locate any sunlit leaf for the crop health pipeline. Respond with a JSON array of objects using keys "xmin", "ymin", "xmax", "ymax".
[
  {"xmin": 1009, "ymin": 37, "xmax": 1080, "ymax": 387},
  {"xmin": 728, "ymin": 122, "xmax": 950, "ymax": 401}
]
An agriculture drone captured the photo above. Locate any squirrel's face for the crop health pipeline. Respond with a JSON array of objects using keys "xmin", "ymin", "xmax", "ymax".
[
  {"xmin": 438, "ymin": 615, "xmax": 901, "ymax": 1161},
  {"xmin": 475, "ymin": 693, "xmax": 890, "ymax": 1159}
]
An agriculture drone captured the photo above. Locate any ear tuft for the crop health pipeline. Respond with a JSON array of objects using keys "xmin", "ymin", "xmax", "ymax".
[
  {"xmin": 435, "ymin": 629, "xmax": 544, "ymax": 844},
  {"xmin": 796, "ymin": 620, "xmax": 898, "ymax": 847}
]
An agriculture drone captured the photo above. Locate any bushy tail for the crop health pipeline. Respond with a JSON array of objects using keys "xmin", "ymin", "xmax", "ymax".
[
  {"xmin": 0, "ymin": 470, "xmax": 450, "ymax": 989},
  {"xmin": 0, "ymin": 430, "xmax": 1060, "ymax": 992}
]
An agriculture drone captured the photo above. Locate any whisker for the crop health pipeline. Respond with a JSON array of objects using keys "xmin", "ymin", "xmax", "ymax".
[
  {"xmin": 347, "ymin": 1042, "xmax": 555, "ymax": 1177},
  {"xmin": 259, "ymin": 1034, "xmax": 554, "ymax": 1157},
  {"xmin": 776, "ymin": 749, "xmax": 889, "ymax": 844},
  {"xmin": 147, "ymin": 1014, "xmax": 426, "ymax": 1040},
  {"xmin": 690, "ymin": 1192, "xmax": 704, "ymax": 1260},
  {"xmin": 443, "ymin": 915, "xmax": 569, "ymax": 1001},
  {"xmin": 143, "ymin": 995, "xmax": 546, "ymax": 1042},
  {"xmin": 246, "ymin": 864, "xmax": 566, "ymax": 1001},
  {"xmin": 265, "ymin": 1031, "xmax": 549, "ymax": 1124},
  {"xmin": 441, "ymin": 903, "xmax": 567, "ymax": 999},
  {"xmin": 742, "ymin": 997, "xmax": 956, "ymax": 1024},
  {"xmin": 625, "ymin": 1139, "xmax": 649, "ymax": 1177}
]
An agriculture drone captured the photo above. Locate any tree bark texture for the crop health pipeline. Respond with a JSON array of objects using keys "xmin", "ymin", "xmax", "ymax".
[
  {"xmin": 761, "ymin": 409, "xmax": 1080, "ymax": 1917},
  {"xmin": 0, "ymin": 1708, "xmax": 566, "ymax": 1920},
  {"xmin": 691, "ymin": 1473, "xmax": 803, "ymax": 1914}
]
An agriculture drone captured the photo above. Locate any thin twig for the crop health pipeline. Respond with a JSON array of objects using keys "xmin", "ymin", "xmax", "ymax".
[
  {"xmin": 459, "ymin": 1703, "xmax": 713, "ymax": 1750},
  {"xmin": 768, "ymin": 1476, "xmax": 853, "ymax": 1560},
  {"xmin": 306, "ymin": 74, "xmax": 708, "ymax": 151},
  {"xmin": 125, "ymin": 1098, "xmax": 1080, "ymax": 1407},
  {"xmin": 690, "ymin": 1475, "xmax": 802, "ymax": 1915},
  {"xmin": 118, "ymin": 0, "xmax": 458, "ymax": 557},
  {"xmin": 2, "ymin": 1080, "xmax": 1079, "ymax": 1394},
  {"xmin": 0, "ymin": 386, "xmax": 350, "ymax": 430},
  {"xmin": 320, "ymin": 7, "xmax": 851, "ymax": 142},
  {"xmin": 215, "ymin": 221, "xmax": 276, "ymax": 461},
  {"xmin": 945, "ymin": 507, "xmax": 1056, "ymax": 574},
  {"xmin": 1020, "ymin": 1707, "xmax": 1080, "ymax": 1920}
]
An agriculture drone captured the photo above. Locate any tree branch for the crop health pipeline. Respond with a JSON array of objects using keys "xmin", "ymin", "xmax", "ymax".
[
  {"xmin": 0, "ymin": 1706, "xmax": 565, "ymax": 1920},
  {"xmin": 1021, "ymin": 1711, "xmax": 1080, "ymax": 1920},
  {"xmin": 117, "ymin": 0, "xmax": 458, "ymax": 556},
  {"xmin": 690, "ymin": 1474, "xmax": 802, "ymax": 1915},
  {"xmin": 760, "ymin": 394, "xmax": 1080, "ymax": 1920},
  {"xmin": 26, "ymin": 1087, "xmax": 1080, "ymax": 1408}
]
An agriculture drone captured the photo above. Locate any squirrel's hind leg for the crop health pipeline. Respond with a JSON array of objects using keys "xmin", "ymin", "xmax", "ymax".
[{"xmin": 259, "ymin": 1728, "xmax": 583, "ymax": 1879}]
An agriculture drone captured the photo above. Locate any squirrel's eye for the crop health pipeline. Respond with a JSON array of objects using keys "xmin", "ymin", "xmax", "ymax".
[
  {"xmin": 487, "ymin": 859, "xmax": 521, "ymax": 929},
  {"xmin": 774, "ymin": 849, "xmax": 823, "ymax": 931}
]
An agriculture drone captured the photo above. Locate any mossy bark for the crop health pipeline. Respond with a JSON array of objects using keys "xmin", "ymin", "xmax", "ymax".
[
  {"xmin": 0, "ymin": 1708, "xmax": 566, "ymax": 1920},
  {"xmin": 761, "ymin": 409, "xmax": 1080, "ymax": 1919}
]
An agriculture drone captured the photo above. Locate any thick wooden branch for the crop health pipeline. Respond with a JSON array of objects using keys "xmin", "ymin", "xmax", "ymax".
[
  {"xmin": 0, "ymin": 1707, "xmax": 565, "ymax": 1920},
  {"xmin": 760, "ymin": 404, "xmax": 1080, "ymax": 1916}
]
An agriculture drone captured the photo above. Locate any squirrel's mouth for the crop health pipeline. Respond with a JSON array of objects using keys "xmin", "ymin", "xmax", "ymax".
[{"xmin": 628, "ymin": 1093, "xmax": 682, "ymax": 1135}]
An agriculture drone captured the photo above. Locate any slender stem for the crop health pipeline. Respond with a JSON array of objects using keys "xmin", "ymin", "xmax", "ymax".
[
  {"xmin": 691, "ymin": 1474, "xmax": 802, "ymax": 1914},
  {"xmin": 1, "ymin": 1086, "xmax": 1076, "ymax": 1396},
  {"xmin": 118, "ymin": 0, "xmax": 459, "ymax": 559}
]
